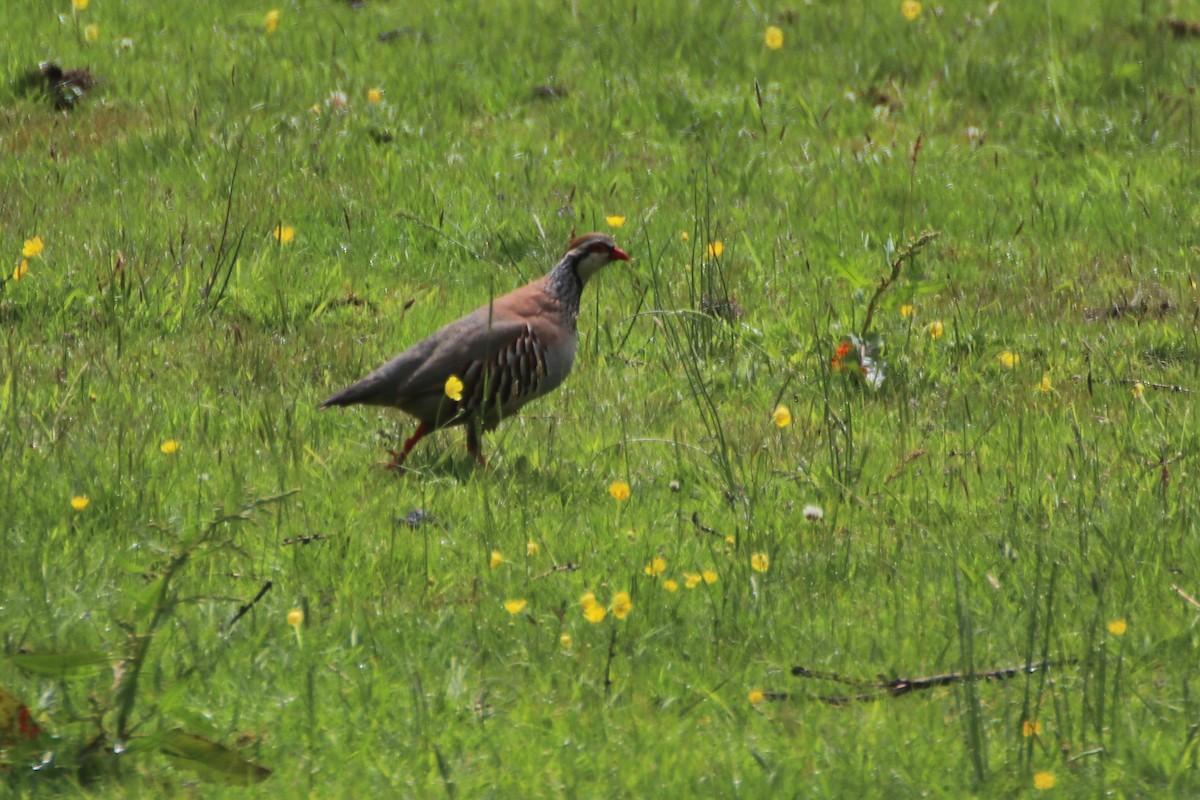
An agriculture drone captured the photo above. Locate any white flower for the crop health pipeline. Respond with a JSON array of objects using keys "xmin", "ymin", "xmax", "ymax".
[
  {"xmin": 327, "ymin": 90, "xmax": 349, "ymax": 113},
  {"xmin": 802, "ymin": 504, "xmax": 824, "ymax": 521}
]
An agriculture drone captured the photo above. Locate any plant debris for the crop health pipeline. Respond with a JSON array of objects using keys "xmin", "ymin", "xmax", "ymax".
[{"xmin": 785, "ymin": 659, "xmax": 1074, "ymax": 705}]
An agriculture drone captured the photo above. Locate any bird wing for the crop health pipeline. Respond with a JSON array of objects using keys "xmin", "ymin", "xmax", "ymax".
[{"xmin": 319, "ymin": 305, "xmax": 533, "ymax": 411}]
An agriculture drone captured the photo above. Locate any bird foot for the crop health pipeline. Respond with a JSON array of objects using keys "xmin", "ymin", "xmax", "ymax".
[{"xmin": 376, "ymin": 450, "xmax": 410, "ymax": 471}]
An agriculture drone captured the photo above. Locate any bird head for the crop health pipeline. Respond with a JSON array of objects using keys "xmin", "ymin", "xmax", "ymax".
[{"xmin": 563, "ymin": 232, "xmax": 630, "ymax": 284}]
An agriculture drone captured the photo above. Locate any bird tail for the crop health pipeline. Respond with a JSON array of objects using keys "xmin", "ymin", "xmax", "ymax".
[{"xmin": 318, "ymin": 378, "xmax": 387, "ymax": 409}]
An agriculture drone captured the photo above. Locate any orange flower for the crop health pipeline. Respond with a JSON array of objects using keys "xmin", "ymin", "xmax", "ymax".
[{"xmin": 831, "ymin": 340, "xmax": 852, "ymax": 371}]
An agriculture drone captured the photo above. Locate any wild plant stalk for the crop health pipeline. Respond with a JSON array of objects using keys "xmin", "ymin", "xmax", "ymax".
[
  {"xmin": 859, "ymin": 231, "xmax": 941, "ymax": 338},
  {"xmin": 200, "ymin": 138, "xmax": 249, "ymax": 311},
  {"xmin": 954, "ymin": 566, "xmax": 988, "ymax": 786},
  {"xmin": 114, "ymin": 491, "xmax": 298, "ymax": 744},
  {"xmin": 641, "ymin": 228, "xmax": 741, "ymax": 508}
]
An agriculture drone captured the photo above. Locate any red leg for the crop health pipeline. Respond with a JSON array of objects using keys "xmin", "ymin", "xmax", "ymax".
[{"xmin": 380, "ymin": 422, "xmax": 429, "ymax": 470}]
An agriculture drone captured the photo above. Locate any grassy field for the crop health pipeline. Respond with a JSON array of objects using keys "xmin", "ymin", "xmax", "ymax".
[{"xmin": 3, "ymin": 0, "xmax": 1200, "ymax": 795}]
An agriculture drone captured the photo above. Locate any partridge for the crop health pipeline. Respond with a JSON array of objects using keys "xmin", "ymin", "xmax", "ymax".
[{"xmin": 320, "ymin": 232, "xmax": 630, "ymax": 465}]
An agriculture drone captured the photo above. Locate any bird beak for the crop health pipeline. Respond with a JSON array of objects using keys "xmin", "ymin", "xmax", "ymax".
[{"xmin": 612, "ymin": 246, "xmax": 631, "ymax": 262}]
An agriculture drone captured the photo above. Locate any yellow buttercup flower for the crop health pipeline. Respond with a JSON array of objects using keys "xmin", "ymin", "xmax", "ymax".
[
  {"xmin": 489, "ymin": 550, "xmax": 504, "ymax": 569},
  {"xmin": 900, "ymin": 1, "xmax": 922, "ymax": 21},
  {"xmin": 702, "ymin": 569, "xmax": 718, "ymax": 585},
  {"xmin": 73, "ymin": 0, "xmax": 89, "ymax": 9},
  {"xmin": 503, "ymin": 599, "xmax": 527, "ymax": 615},
  {"xmin": 683, "ymin": 572, "xmax": 702, "ymax": 589},
  {"xmin": 22, "ymin": 237, "xmax": 43, "ymax": 258},
  {"xmin": 1108, "ymin": 618, "xmax": 1127, "ymax": 636},
  {"xmin": 998, "ymin": 350, "xmax": 1020, "ymax": 369},
  {"xmin": 559, "ymin": 633, "xmax": 572, "ymax": 648},
  {"xmin": 772, "ymin": 405, "xmax": 792, "ymax": 428},
  {"xmin": 764, "ymin": 26, "xmax": 783, "ymax": 50},
  {"xmin": 1131, "ymin": 382, "xmax": 1144, "ymax": 398},
  {"xmin": 273, "ymin": 225, "xmax": 295, "ymax": 244},
  {"xmin": 900, "ymin": 303, "xmax": 914, "ymax": 318},
  {"xmin": 287, "ymin": 608, "xmax": 304, "ymax": 627},
  {"xmin": 526, "ymin": 541, "xmax": 539, "ymax": 556},
  {"xmin": 582, "ymin": 590, "xmax": 611, "ymax": 622},
  {"xmin": 608, "ymin": 480, "xmax": 631, "ymax": 502},
  {"xmin": 84, "ymin": 23, "xmax": 99, "ymax": 42},
  {"xmin": 643, "ymin": 556, "xmax": 667, "ymax": 577},
  {"xmin": 367, "ymin": 87, "xmax": 382, "ymax": 104},
  {"xmin": 70, "ymin": 496, "xmax": 90, "ymax": 511},
  {"xmin": 663, "ymin": 579, "xmax": 679, "ymax": 592},
  {"xmin": 12, "ymin": 260, "xmax": 28, "ymax": 281},
  {"xmin": 748, "ymin": 689, "xmax": 765, "ymax": 704},
  {"xmin": 1038, "ymin": 374, "xmax": 1052, "ymax": 393},
  {"xmin": 605, "ymin": 215, "xmax": 626, "ymax": 228},
  {"xmin": 1033, "ymin": 771, "xmax": 1055, "ymax": 790},
  {"xmin": 610, "ymin": 591, "xmax": 633, "ymax": 619},
  {"xmin": 750, "ymin": 552, "xmax": 770, "ymax": 573},
  {"xmin": 445, "ymin": 375, "xmax": 464, "ymax": 401},
  {"xmin": 706, "ymin": 241, "xmax": 724, "ymax": 258},
  {"xmin": 1022, "ymin": 720, "xmax": 1042, "ymax": 737},
  {"xmin": 265, "ymin": 9, "xmax": 281, "ymax": 33},
  {"xmin": 680, "ymin": 231, "xmax": 689, "ymax": 241},
  {"xmin": 160, "ymin": 439, "xmax": 180, "ymax": 455},
  {"xmin": 927, "ymin": 320, "xmax": 944, "ymax": 340}
]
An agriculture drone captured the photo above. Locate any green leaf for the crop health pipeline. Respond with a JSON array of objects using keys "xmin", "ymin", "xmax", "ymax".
[
  {"xmin": 910, "ymin": 280, "xmax": 949, "ymax": 296},
  {"xmin": 11, "ymin": 650, "xmax": 109, "ymax": 679},
  {"xmin": 161, "ymin": 728, "xmax": 271, "ymax": 785},
  {"xmin": 830, "ymin": 259, "xmax": 871, "ymax": 289}
]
